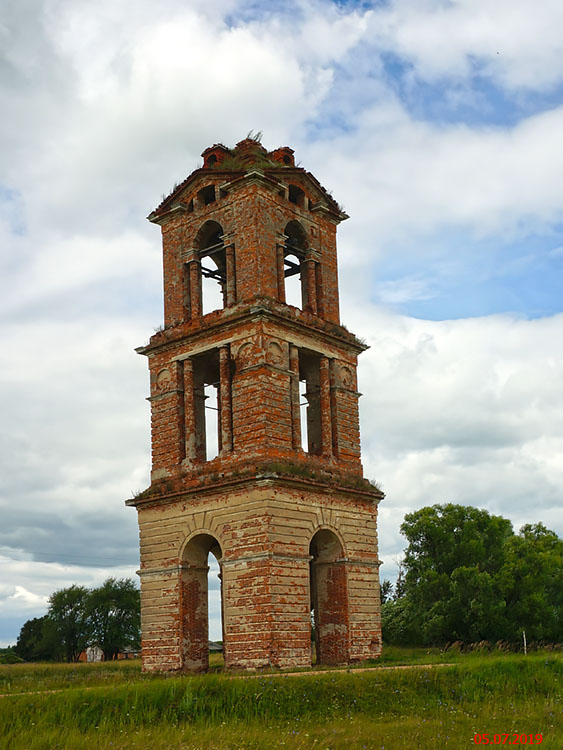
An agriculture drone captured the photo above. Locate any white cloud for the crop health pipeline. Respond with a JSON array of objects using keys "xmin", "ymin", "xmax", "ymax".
[
  {"xmin": 3, "ymin": 1, "xmax": 350, "ymax": 235},
  {"xmin": 2, "ymin": 231, "xmax": 159, "ymax": 318},
  {"xmin": 376, "ymin": 276, "xmax": 435, "ymax": 304},
  {"xmin": 369, "ymin": 0, "xmax": 563, "ymax": 92},
  {"xmin": 351, "ymin": 307, "xmax": 563, "ymax": 580},
  {"xmin": 7, "ymin": 586, "xmax": 49, "ymax": 610},
  {"xmin": 0, "ymin": 557, "xmax": 137, "ymax": 633},
  {"xmin": 308, "ymin": 104, "xmax": 563, "ymax": 259}
]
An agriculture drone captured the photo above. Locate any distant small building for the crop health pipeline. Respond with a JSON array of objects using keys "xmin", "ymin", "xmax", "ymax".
[
  {"xmin": 77, "ymin": 646, "xmax": 141, "ymax": 662},
  {"xmin": 80, "ymin": 646, "xmax": 103, "ymax": 662},
  {"xmin": 117, "ymin": 648, "xmax": 141, "ymax": 660}
]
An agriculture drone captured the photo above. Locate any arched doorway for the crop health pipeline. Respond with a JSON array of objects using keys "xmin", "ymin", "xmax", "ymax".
[
  {"xmin": 180, "ymin": 533, "xmax": 223, "ymax": 672},
  {"xmin": 309, "ymin": 529, "xmax": 349, "ymax": 665}
]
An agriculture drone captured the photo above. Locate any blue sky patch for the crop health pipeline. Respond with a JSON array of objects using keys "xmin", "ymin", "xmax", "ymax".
[
  {"xmin": 374, "ymin": 229, "xmax": 563, "ymax": 320},
  {"xmin": 0, "ymin": 185, "xmax": 26, "ymax": 236}
]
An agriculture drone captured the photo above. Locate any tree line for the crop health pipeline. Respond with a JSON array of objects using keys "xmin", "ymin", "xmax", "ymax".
[
  {"xmin": 11, "ymin": 505, "xmax": 561, "ymax": 661},
  {"xmin": 15, "ymin": 577, "xmax": 140, "ymax": 662},
  {"xmin": 381, "ymin": 504, "xmax": 563, "ymax": 646}
]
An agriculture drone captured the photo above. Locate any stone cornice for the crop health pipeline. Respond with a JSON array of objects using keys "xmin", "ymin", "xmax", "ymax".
[
  {"xmin": 148, "ymin": 163, "xmax": 348, "ymax": 225},
  {"xmin": 136, "ymin": 300, "xmax": 367, "ymax": 359},
  {"xmin": 126, "ymin": 472, "xmax": 382, "ymax": 510}
]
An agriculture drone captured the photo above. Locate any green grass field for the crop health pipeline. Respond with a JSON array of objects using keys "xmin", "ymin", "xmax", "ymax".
[{"xmin": 0, "ymin": 649, "xmax": 560, "ymax": 749}]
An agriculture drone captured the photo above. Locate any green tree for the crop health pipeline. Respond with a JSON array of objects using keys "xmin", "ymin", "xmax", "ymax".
[
  {"xmin": 14, "ymin": 616, "xmax": 61, "ymax": 661},
  {"xmin": 398, "ymin": 503, "xmax": 513, "ymax": 644},
  {"xmin": 379, "ymin": 579, "xmax": 393, "ymax": 604},
  {"xmin": 499, "ymin": 523, "xmax": 563, "ymax": 643},
  {"xmin": 381, "ymin": 595, "xmax": 422, "ymax": 645},
  {"xmin": 382, "ymin": 504, "xmax": 562, "ymax": 647},
  {"xmin": 48, "ymin": 585, "xmax": 89, "ymax": 662},
  {"xmin": 86, "ymin": 578, "xmax": 140, "ymax": 661},
  {"xmin": 0, "ymin": 646, "xmax": 24, "ymax": 664}
]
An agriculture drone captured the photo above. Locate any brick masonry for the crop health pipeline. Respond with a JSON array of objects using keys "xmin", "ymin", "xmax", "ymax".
[{"xmin": 127, "ymin": 138, "xmax": 383, "ymax": 671}]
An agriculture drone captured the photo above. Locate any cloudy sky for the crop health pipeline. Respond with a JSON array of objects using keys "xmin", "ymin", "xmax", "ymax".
[{"xmin": 1, "ymin": 0, "xmax": 562, "ymax": 646}]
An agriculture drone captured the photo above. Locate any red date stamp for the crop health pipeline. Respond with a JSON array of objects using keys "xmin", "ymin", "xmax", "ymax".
[{"xmin": 474, "ymin": 735, "xmax": 543, "ymax": 745}]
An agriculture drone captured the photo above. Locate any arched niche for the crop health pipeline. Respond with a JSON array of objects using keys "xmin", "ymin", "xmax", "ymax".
[
  {"xmin": 197, "ymin": 184, "xmax": 216, "ymax": 205},
  {"xmin": 180, "ymin": 532, "xmax": 223, "ymax": 672},
  {"xmin": 288, "ymin": 184, "xmax": 306, "ymax": 207},
  {"xmin": 309, "ymin": 528, "xmax": 350, "ymax": 665}
]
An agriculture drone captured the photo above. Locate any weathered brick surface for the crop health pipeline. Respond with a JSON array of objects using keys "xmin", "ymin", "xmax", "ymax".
[{"xmin": 127, "ymin": 138, "xmax": 383, "ymax": 671}]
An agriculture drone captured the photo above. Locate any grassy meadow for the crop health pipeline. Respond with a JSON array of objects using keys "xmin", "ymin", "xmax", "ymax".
[{"xmin": 0, "ymin": 648, "xmax": 560, "ymax": 749}]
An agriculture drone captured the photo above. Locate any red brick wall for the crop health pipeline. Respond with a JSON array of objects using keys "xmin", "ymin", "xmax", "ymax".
[{"xmin": 130, "ymin": 143, "xmax": 382, "ymax": 672}]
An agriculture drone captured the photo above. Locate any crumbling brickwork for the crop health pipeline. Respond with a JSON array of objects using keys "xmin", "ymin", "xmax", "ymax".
[{"xmin": 127, "ymin": 138, "xmax": 383, "ymax": 671}]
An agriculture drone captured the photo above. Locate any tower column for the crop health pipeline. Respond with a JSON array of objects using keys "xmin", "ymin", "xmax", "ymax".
[
  {"xmin": 305, "ymin": 250, "xmax": 319, "ymax": 314},
  {"xmin": 315, "ymin": 259, "xmax": 324, "ymax": 318},
  {"xmin": 219, "ymin": 345, "xmax": 233, "ymax": 453},
  {"xmin": 182, "ymin": 263, "xmax": 190, "ymax": 321},
  {"xmin": 187, "ymin": 251, "xmax": 202, "ymax": 318},
  {"xmin": 182, "ymin": 358, "xmax": 196, "ymax": 461},
  {"xmin": 182, "ymin": 249, "xmax": 202, "ymax": 319},
  {"xmin": 225, "ymin": 244, "xmax": 236, "ymax": 307},
  {"xmin": 276, "ymin": 240, "xmax": 286, "ymax": 303},
  {"xmin": 320, "ymin": 356, "xmax": 333, "ymax": 457}
]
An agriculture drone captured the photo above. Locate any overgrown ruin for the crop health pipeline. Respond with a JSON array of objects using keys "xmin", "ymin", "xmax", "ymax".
[{"xmin": 127, "ymin": 137, "xmax": 383, "ymax": 671}]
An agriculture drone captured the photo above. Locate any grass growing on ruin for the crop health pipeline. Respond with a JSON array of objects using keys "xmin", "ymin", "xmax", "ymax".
[{"xmin": 0, "ymin": 652, "xmax": 560, "ymax": 749}]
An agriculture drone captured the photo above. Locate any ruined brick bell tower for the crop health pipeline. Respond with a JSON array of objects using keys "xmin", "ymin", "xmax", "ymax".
[{"xmin": 127, "ymin": 137, "xmax": 383, "ymax": 671}]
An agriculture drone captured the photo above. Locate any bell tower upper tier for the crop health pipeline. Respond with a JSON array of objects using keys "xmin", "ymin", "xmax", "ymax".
[{"xmin": 148, "ymin": 137, "xmax": 348, "ymax": 328}]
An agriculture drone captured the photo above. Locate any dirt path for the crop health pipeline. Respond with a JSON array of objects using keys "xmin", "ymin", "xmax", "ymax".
[
  {"xmin": 0, "ymin": 662, "xmax": 454, "ymax": 698},
  {"xmin": 233, "ymin": 662, "xmax": 454, "ymax": 679}
]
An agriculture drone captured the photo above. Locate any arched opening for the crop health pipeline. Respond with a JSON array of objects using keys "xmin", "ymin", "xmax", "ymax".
[
  {"xmin": 299, "ymin": 348, "xmax": 321, "ymax": 455},
  {"xmin": 283, "ymin": 221, "xmax": 307, "ymax": 309},
  {"xmin": 196, "ymin": 221, "xmax": 227, "ymax": 315},
  {"xmin": 192, "ymin": 348, "xmax": 221, "ymax": 462},
  {"xmin": 309, "ymin": 529, "xmax": 349, "ymax": 665},
  {"xmin": 180, "ymin": 533, "xmax": 223, "ymax": 672}
]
